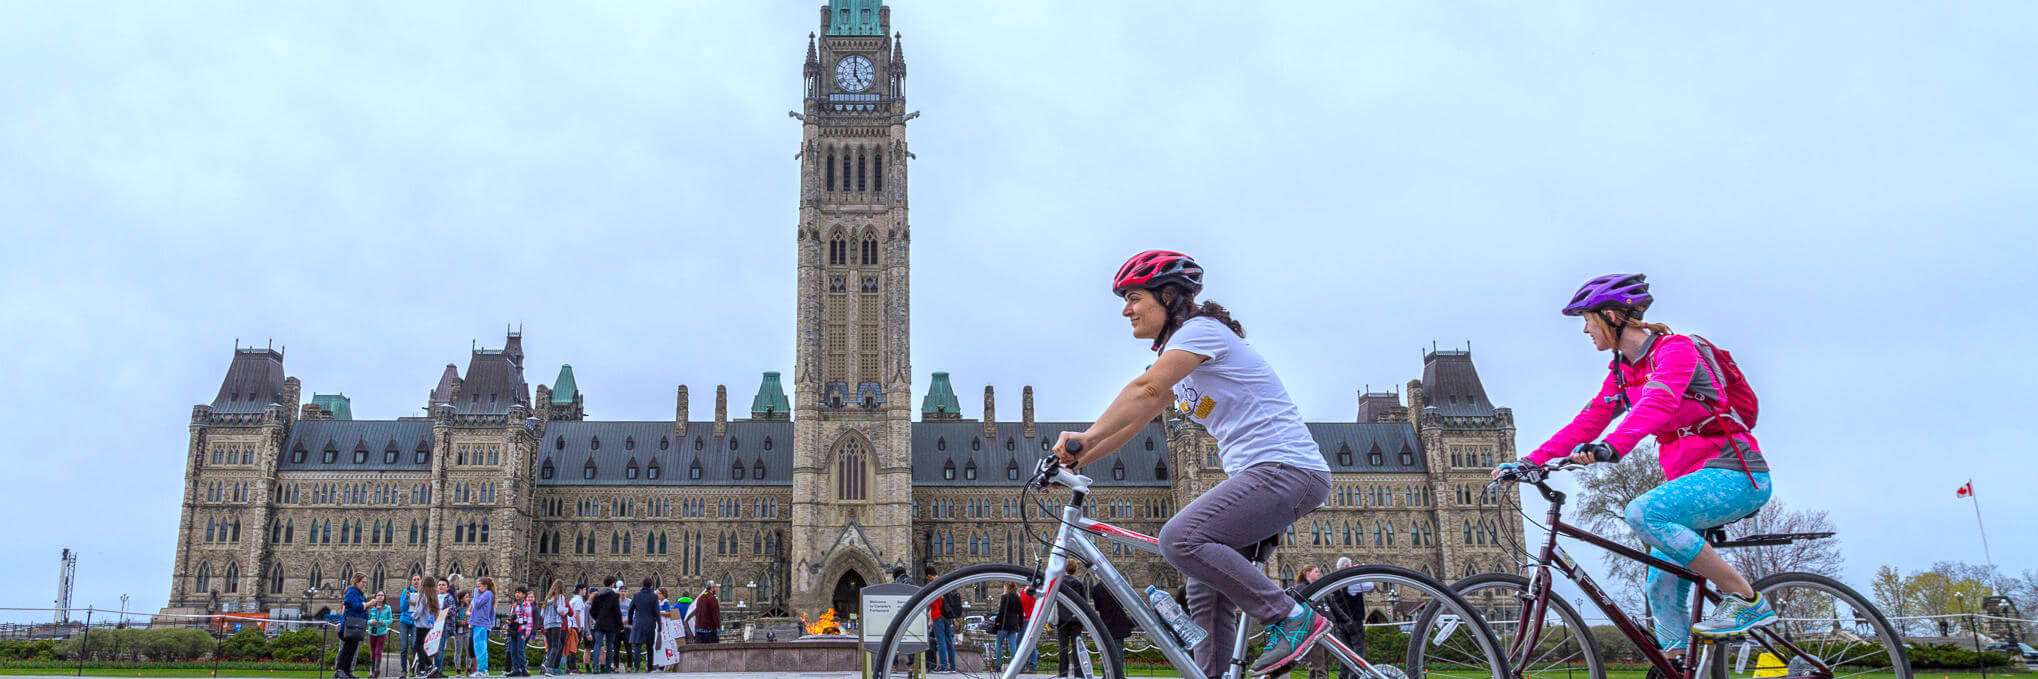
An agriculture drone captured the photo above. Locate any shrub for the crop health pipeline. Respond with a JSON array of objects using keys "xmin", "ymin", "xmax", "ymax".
[{"xmin": 220, "ymin": 627, "xmax": 270, "ymax": 660}]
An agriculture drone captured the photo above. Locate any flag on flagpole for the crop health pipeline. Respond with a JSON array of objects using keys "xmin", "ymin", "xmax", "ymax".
[{"xmin": 1956, "ymin": 481, "xmax": 1973, "ymax": 498}]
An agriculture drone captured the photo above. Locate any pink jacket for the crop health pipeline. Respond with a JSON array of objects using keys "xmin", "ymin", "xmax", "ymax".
[{"xmin": 1527, "ymin": 334, "xmax": 1759, "ymax": 480}]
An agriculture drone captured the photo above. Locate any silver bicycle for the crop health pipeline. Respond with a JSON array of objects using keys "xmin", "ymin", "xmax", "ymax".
[{"xmin": 877, "ymin": 442, "xmax": 1511, "ymax": 679}]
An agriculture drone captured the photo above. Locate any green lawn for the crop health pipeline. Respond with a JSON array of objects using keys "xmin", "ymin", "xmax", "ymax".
[{"xmin": 0, "ymin": 670, "xmax": 325, "ymax": 677}]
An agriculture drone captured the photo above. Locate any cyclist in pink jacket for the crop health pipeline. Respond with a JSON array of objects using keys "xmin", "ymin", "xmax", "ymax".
[{"xmin": 1502, "ymin": 273, "xmax": 1776, "ymax": 654}]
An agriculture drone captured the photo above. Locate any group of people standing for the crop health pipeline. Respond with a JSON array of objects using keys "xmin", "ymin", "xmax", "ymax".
[{"xmin": 328, "ymin": 573, "xmax": 722, "ymax": 679}]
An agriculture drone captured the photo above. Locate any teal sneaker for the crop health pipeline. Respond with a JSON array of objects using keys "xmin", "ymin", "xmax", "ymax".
[
  {"xmin": 1692, "ymin": 593, "xmax": 1778, "ymax": 638},
  {"xmin": 1249, "ymin": 606, "xmax": 1329, "ymax": 676}
]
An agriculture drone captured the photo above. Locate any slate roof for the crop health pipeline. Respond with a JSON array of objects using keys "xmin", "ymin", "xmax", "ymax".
[
  {"xmin": 536, "ymin": 420, "xmax": 794, "ymax": 487},
  {"xmin": 1307, "ymin": 422, "xmax": 1426, "ymax": 473},
  {"xmin": 1422, "ymin": 350, "xmax": 1496, "ymax": 417},
  {"xmin": 211, "ymin": 348, "xmax": 286, "ymax": 414},
  {"xmin": 454, "ymin": 350, "xmax": 529, "ymax": 415},
  {"xmin": 910, "ymin": 421, "xmax": 1175, "ymax": 488},
  {"xmin": 279, "ymin": 419, "xmax": 435, "ymax": 471}
]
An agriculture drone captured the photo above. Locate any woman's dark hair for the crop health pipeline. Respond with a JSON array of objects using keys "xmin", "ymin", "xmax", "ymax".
[{"xmin": 1149, "ymin": 282, "xmax": 1245, "ymax": 353}]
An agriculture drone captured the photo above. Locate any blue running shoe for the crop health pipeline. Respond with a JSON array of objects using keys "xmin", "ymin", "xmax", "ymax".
[{"xmin": 1692, "ymin": 593, "xmax": 1777, "ymax": 638}]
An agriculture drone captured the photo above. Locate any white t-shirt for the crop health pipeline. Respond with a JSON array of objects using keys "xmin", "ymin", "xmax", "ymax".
[
  {"xmin": 1163, "ymin": 316, "xmax": 1328, "ymax": 475},
  {"xmin": 569, "ymin": 595, "xmax": 588, "ymax": 630}
]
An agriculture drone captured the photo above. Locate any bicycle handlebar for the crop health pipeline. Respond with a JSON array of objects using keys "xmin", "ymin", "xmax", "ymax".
[
  {"xmin": 1028, "ymin": 439, "xmax": 1087, "ymax": 491},
  {"xmin": 1490, "ymin": 458, "xmax": 1588, "ymax": 486}
]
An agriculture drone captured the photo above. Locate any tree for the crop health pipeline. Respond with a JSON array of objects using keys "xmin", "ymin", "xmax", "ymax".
[
  {"xmin": 1721, "ymin": 499, "xmax": 1843, "ymax": 581},
  {"xmin": 1872, "ymin": 565, "xmax": 1922, "ymax": 636},
  {"xmin": 1572, "ymin": 442, "xmax": 1664, "ymax": 613}
]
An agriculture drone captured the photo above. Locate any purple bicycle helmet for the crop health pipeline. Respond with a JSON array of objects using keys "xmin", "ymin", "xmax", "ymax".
[{"xmin": 1562, "ymin": 273, "xmax": 1652, "ymax": 317}]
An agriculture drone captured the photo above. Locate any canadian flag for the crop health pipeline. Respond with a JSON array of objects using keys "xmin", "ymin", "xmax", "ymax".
[{"xmin": 1956, "ymin": 482, "xmax": 1973, "ymax": 498}]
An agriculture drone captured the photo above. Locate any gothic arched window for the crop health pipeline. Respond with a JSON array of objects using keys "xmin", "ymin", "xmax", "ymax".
[{"xmin": 837, "ymin": 437, "xmax": 868, "ymax": 500}]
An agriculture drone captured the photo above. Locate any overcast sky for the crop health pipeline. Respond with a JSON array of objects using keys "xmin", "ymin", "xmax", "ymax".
[{"xmin": 1, "ymin": 1, "xmax": 2031, "ymax": 616}]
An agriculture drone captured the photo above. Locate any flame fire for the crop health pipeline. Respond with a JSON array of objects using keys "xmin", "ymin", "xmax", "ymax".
[{"xmin": 804, "ymin": 608, "xmax": 842, "ymax": 635}]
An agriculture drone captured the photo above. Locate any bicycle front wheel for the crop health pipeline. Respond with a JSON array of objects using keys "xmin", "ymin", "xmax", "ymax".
[
  {"xmin": 1298, "ymin": 564, "xmax": 1511, "ymax": 679},
  {"xmin": 1427, "ymin": 572, "xmax": 1604, "ymax": 679},
  {"xmin": 875, "ymin": 564, "xmax": 1121, "ymax": 679},
  {"xmin": 1711, "ymin": 572, "xmax": 1911, "ymax": 679}
]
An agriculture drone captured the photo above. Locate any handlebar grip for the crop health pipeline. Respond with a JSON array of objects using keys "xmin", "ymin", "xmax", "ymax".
[{"xmin": 1064, "ymin": 439, "xmax": 1083, "ymax": 455}]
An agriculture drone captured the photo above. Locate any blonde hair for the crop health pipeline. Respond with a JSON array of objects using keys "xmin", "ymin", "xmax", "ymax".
[{"xmin": 1587, "ymin": 310, "xmax": 1672, "ymax": 339}]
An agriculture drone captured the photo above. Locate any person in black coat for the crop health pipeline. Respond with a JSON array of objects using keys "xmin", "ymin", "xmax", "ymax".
[
  {"xmin": 1091, "ymin": 577, "xmax": 1134, "ymax": 679},
  {"xmin": 589, "ymin": 579, "xmax": 624, "ymax": 673},
  {"xmin": 995, "ymin": 583, "xmax": 1025, "ymax": 670},
  {"xmin": 1056, "ymin": 563, "xmax": 1096, "ymax": 679},
  {"xmin": 626, "ymin": 579, "xmax": 660, "ymax": 672}
]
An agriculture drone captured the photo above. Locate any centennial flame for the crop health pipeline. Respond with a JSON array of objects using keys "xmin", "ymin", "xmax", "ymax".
[{"xmin": 804, "ymin": 608, "xmax": 842, "ymax": 636}]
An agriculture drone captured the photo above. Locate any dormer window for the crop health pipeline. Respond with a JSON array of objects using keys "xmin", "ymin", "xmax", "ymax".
[
  {"xmin": 647, "ymin": 462, "xmax": 661, "ymax": 479},
  {"xmin": 689, "ymin": 460, "xmax": 703, "ymax": 480},
  {"xmin": 415, "ymin": 441, "xmax": 431, "ymax": 465},
  {"xmin": 1005, "ymin": 438, "xmax": 1015, "ymax": 451},
  {"xmin": 625, "ymin": 436, "xmax": 635, "ymax": 451},
  {"xmin": 1145, "ymin": 437, "xmax": 1155, "ymax": 451},
  {"xmin": 384, "ymin": 443, "xmax": 400, "ymax": 464},
  {"xmin": 322, "ymin": 442, "xmax": 338, "ymax": 464},
  {"xmin": 1006, "ymin": 460, "xmax": 1019, "ymax": 481},
  {"xmin": 942, "ymin": 460, "xmax": 955, "ymax": 480},
  {"xmin": 555, "ymin": 436, "xmax": 565, "ymax": 450},
  {"xmin": 590, "ymin": 436, "xmax": 601, "ymax": 451},
  {"xmin": 625, "ymin": 462, "xmax": 639, "ymax": 480},
  {"xmin": 971, "ymin": 437, "xmax": 980, "ymax": 452},
  {"xmin": 582, "ymin": 461, "xmax": 596, "ymax": 479},
  {"xmin": 963, "ymin": 460, "xmax": 977, "ymax": 480},
  {"xmin": 660, "ymin": 436, "xmax": 670, "ymax": 450},
  {"xmin": 731, "ymin": 438, "xmax": 740, "ymax": 451},
  {"xmin": 1112, "ymin": 460, "xmax": 1127, "ymax": 481},
  {"xmin": 1337, "ymin": 443, "xmax": 1353, "ymax": 467},
  {"xmin": 936, "ymin": 437, "xmax": 947, "ymax": 452},
  {"xmin": 731, "ymin": 461, "xmax": 746, "ymax": 480},
  {"xmin": 1399, "ymin": 444, "xmax": 1415, "ymax": 466},
  {"xmin": 291, "ymin": 443, "xmax": 308, "ymax": 464},
  {"xmin": 1155, "ymin": 460, "xmax": 1169, "ymax": 480},
  {"xmin": 541, "ymin": 461, "xmax": 555, "ymax": 480},
  {"xmin": 694, "ymin": 437, "xmax": 704, "ymax": 452},
  {"xmin": 753, "ymin": 459, "xmax": 766, "ymax": 478},
  {"xmin": 764, "ymin": 437, "xmax": 774, "ymax": 451}
]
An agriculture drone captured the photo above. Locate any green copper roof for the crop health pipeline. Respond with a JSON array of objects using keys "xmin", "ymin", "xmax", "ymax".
[
  {"xmin": 550, "ymin": 364, "xmax": 579, "ymax": 405},
  {"xmin": 826, "ymin": 0, "xmax": 884, "ymax": 36},
  {"xmin": 751, "ymin": 371, "xmax": 790, "ymax": 417},
  {"xmin": 921, "ymin": 371, "xmax": 960, "ymax": 416},
  {"xmin": 311, "ymin": 393, "xmax": 352, "ymax": 420}
]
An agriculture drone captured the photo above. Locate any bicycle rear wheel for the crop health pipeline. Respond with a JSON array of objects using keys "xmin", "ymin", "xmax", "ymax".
[
  {"xmin": 1709, "ymin": 572, "xmax": 1910, "ymax": 679},
  {"xmin": 1297, "ymin": 564, "xmax": 1510, "ymax": 679},
  {"xmin": 875, "ymin": 564, "xmax": 1120, "ymax": 679}
]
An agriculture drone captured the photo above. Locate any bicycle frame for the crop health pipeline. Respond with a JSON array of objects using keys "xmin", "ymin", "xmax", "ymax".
[
  {"xmin": 1008, "ymin": 465, "xmax": 1377, "ymax": 679},
  {"xmin": 1513, "ymin": 477, "xmax": 1835, "ymax": 679}
]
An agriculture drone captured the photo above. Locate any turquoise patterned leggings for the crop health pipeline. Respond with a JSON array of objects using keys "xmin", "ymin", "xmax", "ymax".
[{"xmin": 1624, "ymin": 468, "xmax": 1772, "ymax": 651}]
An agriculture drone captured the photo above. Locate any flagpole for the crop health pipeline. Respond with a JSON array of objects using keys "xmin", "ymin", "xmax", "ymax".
[{"xmin": 1968, "ymin": 478, "xmax": 1997, "ymax": 572}]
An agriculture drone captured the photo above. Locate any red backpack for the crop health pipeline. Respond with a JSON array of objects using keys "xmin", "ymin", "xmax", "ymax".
[{"xmin": 1686, "ymin": 335, "xmax": 1759, "ymax": 435}]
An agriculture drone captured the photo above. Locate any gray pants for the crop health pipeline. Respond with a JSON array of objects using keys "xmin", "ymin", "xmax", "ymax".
[{"xmin": 1158, "ymin": 461, "xmax": 1331, "ymax": 679}]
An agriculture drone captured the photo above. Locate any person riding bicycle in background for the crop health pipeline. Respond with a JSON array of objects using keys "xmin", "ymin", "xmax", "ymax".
[
  {"xmin": 1053, "ymin": 249, "xmax": 1333, "ymax": 679},
  {"xmin": 1497, "ymin": 273, "xmax": 1776, "ymax": 655}
]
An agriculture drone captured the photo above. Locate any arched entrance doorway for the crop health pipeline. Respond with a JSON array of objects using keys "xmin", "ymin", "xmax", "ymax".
[{"xmin": 830, "ymin": 570, "xmax": 868, "ymax": 620}]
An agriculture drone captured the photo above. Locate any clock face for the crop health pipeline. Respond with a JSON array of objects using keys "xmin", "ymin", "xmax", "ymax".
[{"xmin": 835, "ymin": 55, "xmax": 875, "ymax": 93}]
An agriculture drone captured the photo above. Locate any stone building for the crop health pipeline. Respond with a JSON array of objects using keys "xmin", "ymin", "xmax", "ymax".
[{"xmin": 161, "ymin": 0, "xmax": 1524, "ymax": 621}]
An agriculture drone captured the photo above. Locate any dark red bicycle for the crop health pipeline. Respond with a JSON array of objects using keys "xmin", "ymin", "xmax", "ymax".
[{"xmin": 1409, "ymin": 460, "xmax": 1910, "ymax": 679}]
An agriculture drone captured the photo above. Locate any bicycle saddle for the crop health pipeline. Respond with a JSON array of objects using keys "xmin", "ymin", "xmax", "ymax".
[
  {"xmin": 1236, "ymin": 534, "xmax": 1281, "ymax": 563},
  {"xmin": 1704, "ymin": 526, "xmax": 1835, "ymax": 549}
]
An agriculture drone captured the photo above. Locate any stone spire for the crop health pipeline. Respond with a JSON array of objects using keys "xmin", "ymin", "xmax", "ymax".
[
  {"xmin": 714, "ymin": 385, "xmax": 728, "ymax": 438},
  {"xmin": 1022, "ymin": 385, "xmax": 1036, "ymax": 439},
  {"xmin": 674, "ymin": 385, "xmax": 690, "ymax": 438},
  {"xmin": 982, "ymin": 386, "xmax": 997, "ymax": 439}
]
